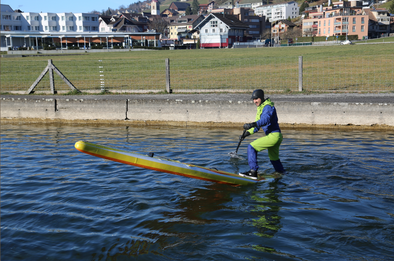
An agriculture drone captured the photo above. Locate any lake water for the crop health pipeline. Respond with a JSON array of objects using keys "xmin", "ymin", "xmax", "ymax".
[{"xmin": 1, "ymin": 123, "xmax": 394, "ymax": 261}]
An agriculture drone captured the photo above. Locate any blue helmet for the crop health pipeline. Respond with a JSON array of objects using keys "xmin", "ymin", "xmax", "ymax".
[{"xmin": 251, "ymin": 89, "xmax": 264, "ymax": 100}]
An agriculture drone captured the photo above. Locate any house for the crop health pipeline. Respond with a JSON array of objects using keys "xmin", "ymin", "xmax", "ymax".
[
  {"xmin": 194, "ymin": 13, "xmax": 249, "ymax": 48},
  {"xmin": 363, "ymin": 8, "xmax": 392, "ymax": 38},
  {"xmin": 161, "ymin": 9, "xmax": 179, "ymax": 18},
  {"xmin": 168, "ymin": 2, "xmax": 191, "ymax": 14},
  {"xmin": 254, "ymin": 1, "xmax": 299, "ymax": 22},
  {"xmin": 99, "ymin": 14, "xmax": 147, "ymax": 33},
  {"xmin": 271, "ymin": 19, "xmax": 297, "ymax": 40},
  {"xmin": 232, "ymin": 8, "xmax": 266, "ymax": 40},
  {"xmin": 218, "ymin": 1, "xmax": 234, "ymax": 9},
  {"xmin": 199, "ymin": 1, "xmax": 215, "ymax": 14},
  {"xmin": 165, "ymin": 15, "xmax": 204, "ymax": 40},
  {"xmin": 212, "ymin": 7, "xmax": 266, "ymax": 40},
  {"xmin": 302, "ymin": 4, "xmax": 369, "ymax": 40}
]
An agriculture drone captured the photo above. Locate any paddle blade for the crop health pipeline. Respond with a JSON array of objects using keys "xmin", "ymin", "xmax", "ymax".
[{"xmin": 229, "ymin": 151, "xmax": 244, "ymax": 159}]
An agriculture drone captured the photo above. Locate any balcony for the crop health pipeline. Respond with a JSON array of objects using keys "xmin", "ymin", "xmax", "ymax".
[{"xmin": 177, "ymin": 27, "xmax": 187, "ymax": 33}]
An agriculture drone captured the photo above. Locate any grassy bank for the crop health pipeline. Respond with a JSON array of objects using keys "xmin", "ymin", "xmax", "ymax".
[{"xmin": 1, "ymin": 43, "xmax": 393, "ymax": 94}]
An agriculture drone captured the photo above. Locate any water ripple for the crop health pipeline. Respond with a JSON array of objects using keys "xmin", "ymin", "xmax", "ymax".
[{"xmin": 1, "ymin": 124, "xmax": 394, "ymax": 260}]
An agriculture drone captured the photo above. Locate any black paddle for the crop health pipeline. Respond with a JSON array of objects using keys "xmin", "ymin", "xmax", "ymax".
[{"xmin": 230, "ymin": 130, "xmax": 246, "ymax": 158}]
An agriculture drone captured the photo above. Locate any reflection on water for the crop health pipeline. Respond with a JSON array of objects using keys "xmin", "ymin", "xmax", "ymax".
[{"xmin": 1, "ymin": 123, "xmax": 394, "ymax": 261}]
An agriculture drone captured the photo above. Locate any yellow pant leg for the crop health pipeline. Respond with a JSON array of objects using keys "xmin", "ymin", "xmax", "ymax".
[{"xmin": 250, "ymin": 132, "xmax": 283, "ymax": 161}]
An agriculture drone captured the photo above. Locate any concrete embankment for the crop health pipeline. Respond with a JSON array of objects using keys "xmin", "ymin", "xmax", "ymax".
[{"xmin": 1, "ymin": 93, "xmax": 393, "ymax": 129}]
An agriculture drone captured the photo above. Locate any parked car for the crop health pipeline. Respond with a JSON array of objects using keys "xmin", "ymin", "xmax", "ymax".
[{"xmin": 341, "ymin": 40, "xmax": 353, "ymax": 45}]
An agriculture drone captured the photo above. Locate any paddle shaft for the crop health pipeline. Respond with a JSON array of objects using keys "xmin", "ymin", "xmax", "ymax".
[{"xmin": 235, "ymin": 130, "xmax": 246, "ymax": 154}]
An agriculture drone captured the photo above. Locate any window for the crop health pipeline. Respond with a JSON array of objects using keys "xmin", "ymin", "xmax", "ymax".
[
  {"xmin": 328, "ymin": 28, "xmax": 330, "ymax": 34},
  {"xmin": 83, "ymin": 16, "xmax": 90, "ymax": 21},
  {"xmin": 45, "ymin": 26, "xmax": 48, "ymax": 30},
  {"xmin": 361, "ymin": 25, "xmax": 364, "ymax": 32},
  {"xmin": 44, "ymin": 16, "xmax": 47, "ymax": 20},
  {"xmin": 84, "ymin": 26, "xmax": 90, "ymax": 31},
  {"xmin": 28, "ymin": 26, "xmax": 31, "ymax": 30},
  {"xmin": 210, "ymin": 20, "xmax": 218, "ymax": 27},
  {"xmin": 100, "ymin": 27, "xmax": 105, "ymax": 32},
  {"xmin": 328, "ymin": 20, "xmax": 330, "ymax": 26},
  {"xmin": 26, "ymin": 16, "xmax": 30, "ymax": 20},
  {"xmin": 34, "ymin": 16, "xmax": 39, "ymax": 21},
  {"xmin": 34, "ymin": 26, "xmax": 39, "ymax": 30},
  {"xmin": 205, "ymin": 29, "xmax": 208, "ymax": 33},
  {"xmin": 352, "ymin": 25, "xmax": 355, "ymax": 32},
  {"xmin": 92, "ymin": 17, "xmax": 97, "ymax": 21},
  {"xmin": 62, "ymin": 26, "xmax": 65, "ymax": 30},
  {"xmin": 2, "ymin": 15, "xmax": 11, "ymax": 20},
  {"xmin": 92, "ymin": 26, "xmax": 98, "ymax": 31},
  {"xmin": 62, "ymin": 16, "xmax": 65, "ymax": 21},
  {"xmin": 50, "ymin": 26, "xmax": 57, "ymax": 30},
  {"xmin": 68, "ymin": 26, "xmax": 74, "ymax": 30},
  {"xmin": 323, "ymin": 28, "xmax": 325, "ymax": 34},
  {"xmin": 14, "ymin": 26, "xmax": 22, "ymax": 30},
  {"xmin": 51, "ymin": 16, "xmax": 56, "ymax": 21},
  {"xmin": 79, "ymin": 16, "xmax": 82, "ymax": 21},
  {"xmin": 14, "ymin": 16, "xmax": 21, "ymax": 20},
  {"xmin": 353, "ymin": 17, "xmax": 356, "ymax": 24},
  {"xmin": 3, "ymin": 25, "xmax": 12, "ymax": 30},
  {"xmin": 212, "ymin": 28, "xmax": 215, "ymax": 33},
  {"xmin": 68, "ymin": 16, "xmax": 73, "ymax": 21},
  {"xmin": 324, "ymin": 20, "xmax": 326, "ymax": 26},
  {"xmin": 220, "ymin": 28, "xmax": 223, "ymax": 33},
  {"xmin": 79, "ymin": 26, "xmax": 82, "ymax": 31},
  {"xmin": 361, "ymin": 17, "xmax": 364, "ymax": 24}
]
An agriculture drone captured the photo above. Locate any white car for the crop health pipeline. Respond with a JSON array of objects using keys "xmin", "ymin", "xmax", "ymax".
[{"xmin": 341, "ymin": 40, "xmax": 353, "ymax": 45}]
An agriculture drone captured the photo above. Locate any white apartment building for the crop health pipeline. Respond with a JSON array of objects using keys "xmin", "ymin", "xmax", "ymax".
[
  {"xmin": 1, "ymin": 4, "xmax": 101, "ymax": 51},
  {"xmin": 254, "ymin": 1, "xmax": 299, "ymax": 22},
  {"xmin": 19, "ymin": 12, "xmax": 99, "ymax": 33}
]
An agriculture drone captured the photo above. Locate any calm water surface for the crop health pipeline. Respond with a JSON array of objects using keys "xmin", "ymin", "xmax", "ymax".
[{"xmin": 1, "ymin": 124, "xmax": 394, "ymax": 261}]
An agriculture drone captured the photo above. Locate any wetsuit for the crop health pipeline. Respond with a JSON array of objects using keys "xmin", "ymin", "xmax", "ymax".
[{"xmin": 246, "ymin": 98, "xmax": 285, "ymax": 173}]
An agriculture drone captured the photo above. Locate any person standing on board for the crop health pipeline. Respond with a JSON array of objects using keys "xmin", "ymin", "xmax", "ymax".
[{"xmin": 239, "ymin": 89, "xmax": 285, "ymax": 179}]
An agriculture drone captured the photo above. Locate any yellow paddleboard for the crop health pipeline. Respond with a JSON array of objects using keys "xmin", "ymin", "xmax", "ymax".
[{"xmin": 75, "ymin": 141, "xmax": 278, "ymax": 186}]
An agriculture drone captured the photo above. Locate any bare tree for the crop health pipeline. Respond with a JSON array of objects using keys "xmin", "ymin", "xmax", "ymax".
[
  {"xmin": 282, "ymin": 27, "xmax": 302, "ymax": 40},
  {"xmin": 149, "ymin": 16, "xmax": 169, "ymax": 34}
]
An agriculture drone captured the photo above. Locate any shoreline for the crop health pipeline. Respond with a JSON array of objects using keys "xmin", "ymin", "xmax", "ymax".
[{"xmin": 1, "ymin": 93, "xmax": 393, "ymax": 130}]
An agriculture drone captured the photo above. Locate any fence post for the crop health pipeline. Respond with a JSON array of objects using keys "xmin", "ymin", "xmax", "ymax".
[
  {"xmin": 298, "ymin": 56, "xmax": 303, "ymax": 92},
  {"xmin": 165, "ymin": 58, "xmax": 172, "ymax": 93}
]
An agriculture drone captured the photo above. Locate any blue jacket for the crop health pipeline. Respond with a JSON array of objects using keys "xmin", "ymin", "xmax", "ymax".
[{"xmin": 248, "ymin": 98, "xmax": 281, "ymax": 135}]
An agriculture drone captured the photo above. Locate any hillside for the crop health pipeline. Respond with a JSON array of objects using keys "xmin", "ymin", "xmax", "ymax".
[{"xmin": 97, "ymin": 0, "xmax": 392, "ymax": 16}]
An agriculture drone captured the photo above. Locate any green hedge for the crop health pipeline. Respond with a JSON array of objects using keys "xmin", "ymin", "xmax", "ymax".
[{"xmin": 280, "ymin": 35, "xmax": 358, "ymax": 44}]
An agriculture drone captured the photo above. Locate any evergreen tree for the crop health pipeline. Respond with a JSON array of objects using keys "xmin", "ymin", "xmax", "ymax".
[
  {"xmin": 299, "ymin": 1, "xmax": 309, "ymax": 13},
  {"xmin": 389, "ymin": 0, "xmax": 394, "ymax": 14},
  {"xmin": 186, "ymin": 6, "xmax": 192, "ymax": 15},
  {"xmin": 192, "ymin": 0, "xmax": 200, "ymax": 15}
]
